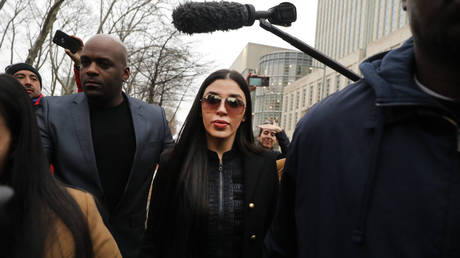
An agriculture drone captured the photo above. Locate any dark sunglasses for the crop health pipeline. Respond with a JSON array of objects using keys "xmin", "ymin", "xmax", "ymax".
[{"xmin": 201, "ymin": 93, "xmax": 245, "ymax": 114}]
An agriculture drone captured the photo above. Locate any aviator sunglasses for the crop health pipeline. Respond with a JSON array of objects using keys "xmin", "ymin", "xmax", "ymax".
[{"xmin": 201, "ymin": 93, "xmax": 245, "ymax": 115}]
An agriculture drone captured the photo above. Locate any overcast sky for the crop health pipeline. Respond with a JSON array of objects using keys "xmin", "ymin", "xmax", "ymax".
[
  {"xmin": 176, "ymin": 0, "xmax": 318, "ymax": 68},
  {"xmin": 172, "ymin": 0, "xmax": 318, "ymax": 122}
]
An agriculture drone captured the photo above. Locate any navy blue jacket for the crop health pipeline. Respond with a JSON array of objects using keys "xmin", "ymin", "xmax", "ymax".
[{"xmin": 264, "ymin": 38, "xmax": 460, "ymax": 258}]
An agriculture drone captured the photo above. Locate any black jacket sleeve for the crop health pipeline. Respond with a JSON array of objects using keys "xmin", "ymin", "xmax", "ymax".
[
  {"xmin": 275, "ymin": 130, "xmax": 290, "ymax": 159},
  {"xmin": 263, "ymin": 143, "xmax": 297, "ymax": 258}
]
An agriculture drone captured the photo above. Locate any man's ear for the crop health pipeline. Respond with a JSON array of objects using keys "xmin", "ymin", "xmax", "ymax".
[
  {"xmin": 122, "ymin": 66, "xmax": 130, "ymax": 82},
  {"xmin": 401, "ymin": 0, "xmax": 407, "ymax": 11}
]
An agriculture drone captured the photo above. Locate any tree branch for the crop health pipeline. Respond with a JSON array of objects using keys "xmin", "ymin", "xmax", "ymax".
[{"xmin": 25, "ymin": 0, "xmax": 64, "ymax": 64}]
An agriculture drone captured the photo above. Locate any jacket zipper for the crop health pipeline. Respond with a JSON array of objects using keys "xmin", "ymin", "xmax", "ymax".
[
  {"xmin": 218, "ymin": 163, "xmax": 224, "ymax": 218},
  {"xmin": 218, "ymin": 163, "xmax": 224, "ymax": 256}
]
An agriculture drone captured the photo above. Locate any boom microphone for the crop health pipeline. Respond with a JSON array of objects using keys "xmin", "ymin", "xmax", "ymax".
[
  {"xmin": 172, "ymin": 2, "xmax": 296, "ymax": 34},
  {"xmin": 172, "ymin": 1, "xmax": 362, "ymax": 82}
]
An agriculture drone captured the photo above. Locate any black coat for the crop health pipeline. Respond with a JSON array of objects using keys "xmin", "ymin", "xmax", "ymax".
[
  {"xmin": 141, "ymin": 148, "xmax": 279, "ymax": 258},
  {"xmin": 264, "ymin": 38, "xmax": 460, "ymax": 257}
]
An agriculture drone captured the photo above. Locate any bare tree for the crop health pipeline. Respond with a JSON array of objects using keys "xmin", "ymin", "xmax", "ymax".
[
  {"xmin": 0, "ymin": 0, "xmax": 7, "ymax": 11},
  {"xmin": 0, "ymin": 0, "xmax": 208, "ymax": 124},
  {"xmin": 128, "ymin": 29, "xmax": 208, "ymax": 120},
  {"xmin": 0, "ymin": 0, "xmax": 28, "ymax": 50},
  {"xmin": 25, "ymin": 0, "xmax": 65, "ymax": 65}
]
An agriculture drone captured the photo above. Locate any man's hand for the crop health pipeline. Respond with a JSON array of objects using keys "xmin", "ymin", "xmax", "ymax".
[
  {"xmin": 258, "ymin": 123, "xmax": 282, "ymax": 133},
  {"xmin": 65, "ymin": 35, "xmax": 84, "ymax": 65}
]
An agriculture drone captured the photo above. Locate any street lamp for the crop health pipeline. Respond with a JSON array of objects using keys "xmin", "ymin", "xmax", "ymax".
[{"xmin": 309, "ymin": 63, "xmax": 327, "ymax": 100}]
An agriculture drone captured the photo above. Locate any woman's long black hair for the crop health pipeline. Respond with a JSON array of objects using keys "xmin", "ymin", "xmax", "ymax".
[
  {"xmin": 0, "ymin": 74, "xmax": 93, "ymax": 258},
  {"xmin": 164, "ymin": 69, "xmax": 261, "ymax": 251}
]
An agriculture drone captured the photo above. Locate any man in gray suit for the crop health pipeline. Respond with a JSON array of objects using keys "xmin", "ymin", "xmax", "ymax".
[{"xmin": 38, "ymin": 35, "xmax": 173, "ymax": 258}]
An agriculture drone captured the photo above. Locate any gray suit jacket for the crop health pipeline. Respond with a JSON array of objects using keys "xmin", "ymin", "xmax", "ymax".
[{"xmin": 38, "ymin": 92, "xmax": 173, "ymax": 258}]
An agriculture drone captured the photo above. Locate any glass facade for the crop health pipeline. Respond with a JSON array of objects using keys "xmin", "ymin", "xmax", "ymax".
[{"xmin": 253, "ymin": 51, "xmax": 312, "ymax": 128}]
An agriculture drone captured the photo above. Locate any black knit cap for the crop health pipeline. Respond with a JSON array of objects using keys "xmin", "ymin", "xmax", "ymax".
[{"xmin": 5, "ymin": 63, "xmax": 42, "ymax": 89}]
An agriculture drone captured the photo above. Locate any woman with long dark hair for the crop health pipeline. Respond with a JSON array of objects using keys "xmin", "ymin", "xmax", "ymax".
[
  {"xmin": 0, "ymin": 74, "xmax": 121, "ymax": 258},
  {"xmin": 141, "ymin": 69, "xmax": 279, "ymax": 258}
]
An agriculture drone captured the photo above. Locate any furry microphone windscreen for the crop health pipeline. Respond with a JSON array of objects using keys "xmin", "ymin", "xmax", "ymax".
[{"xmin": 172, "ymin": 2, "xmax": 255, "ymax": 34}]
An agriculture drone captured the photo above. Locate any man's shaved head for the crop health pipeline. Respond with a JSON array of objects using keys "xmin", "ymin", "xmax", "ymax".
[{"xmin": 85, "ymin": 34, "xmax": 128, "ymax": 66}]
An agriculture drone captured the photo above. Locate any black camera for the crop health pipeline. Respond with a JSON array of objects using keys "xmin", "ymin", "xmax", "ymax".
[
  {"xmin": 248, "ymin": 74, "xmax": 270, "ymax": 87},
  {"xmin": 52, "ymin": 30, "xmax": 81, "ymax": 54}
]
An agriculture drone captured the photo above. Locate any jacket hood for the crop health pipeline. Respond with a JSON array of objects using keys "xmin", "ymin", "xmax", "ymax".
[{"xmin": 359, "ymin": 38, "xmax": 439, "ymax": 107}]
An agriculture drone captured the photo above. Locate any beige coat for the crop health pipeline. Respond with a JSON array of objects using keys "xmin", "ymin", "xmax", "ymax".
[
  {"xmin": 44, "ymin": 188, "xmax": 122, "ymax": 257},
  {"xmin": 276, "ymin": 158, "xmax": 286, "ymax": 181}
]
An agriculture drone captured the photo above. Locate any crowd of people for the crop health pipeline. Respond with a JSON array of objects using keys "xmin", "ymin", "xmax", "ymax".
[{"xmin": 0, "ymin": 0, "xmax": 459, "ymax": 257}]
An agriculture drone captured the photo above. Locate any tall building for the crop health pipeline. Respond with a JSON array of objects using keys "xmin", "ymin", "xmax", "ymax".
[
  {"xmin": 315, "ymin": 0, "xmax": 409, "ymax": 63},
  {"xmin": 282, "ymin": 0, "xmax": 412, "ymax": 137},
  {"xmin": 229, "ymin": 43, "xmax": 312, "ymax": 131}
]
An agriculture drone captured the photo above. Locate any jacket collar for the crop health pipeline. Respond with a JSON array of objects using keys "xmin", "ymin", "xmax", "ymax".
[
  {"xmin": 360, "ymin": 38, "xmax": 444, "ymax": 109},
  {"xmin": 32, "ymin": 94, "xmax": 43, "ymax": 106},
  {"xmin": 359, "ymin": 38, "xmax": 458, "ymax": 125}
]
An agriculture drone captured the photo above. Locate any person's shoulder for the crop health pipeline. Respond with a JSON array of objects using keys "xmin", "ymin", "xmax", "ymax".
[
  {"xmin": 246, "ymin": 147, "xmax": 278, "ymax": 162},
  {"xmin": 126, "ymin": 96, "xmax": 164, "ymax": 114},
  {"xmin": 66, "ymin": 186, "xmax": 90, "ymax": 198},
  {"xmin": 43, "ymin": 93, "xmax": 83, "ymax": 107},
  {"xmin": 65, "ymin": 187, "xmax": 93, "ymax": 212},
  {"xmin": 299, "ymin": 80, "xmax": 374, "ymax": 130}
]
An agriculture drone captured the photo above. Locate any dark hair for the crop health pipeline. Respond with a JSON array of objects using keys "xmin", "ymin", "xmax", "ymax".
[
  {"xmin": 164, "ymin": 69, "xmax": 260, "ymax": 251},
  {"xmin": 0, "ymin": 74, "xmax": 93, "ymax": 258}
]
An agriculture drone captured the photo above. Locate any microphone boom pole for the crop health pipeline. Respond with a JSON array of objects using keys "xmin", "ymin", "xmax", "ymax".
[{"xmin": 258, "ymin": 19, "xmax": 362, "ymax": 82}]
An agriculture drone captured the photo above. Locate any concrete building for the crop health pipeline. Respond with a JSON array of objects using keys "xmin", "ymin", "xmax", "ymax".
[
  {"xmin": 229, "ymin": 42, "xmax": 291, "ymax": 78},
  {"xmin": 229, "ymin": 43, "xmax": 312, "ymax": 131},
  {"xmin": 283, "ymin": 0, "xmax": 412, "ymax": 137}
]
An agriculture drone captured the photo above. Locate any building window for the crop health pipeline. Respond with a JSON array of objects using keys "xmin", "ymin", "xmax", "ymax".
[
  {"xmin": 350, "ymin": 0, "xmax": 357, "ymax": 53},
  {"xmin": 377, "ymin": 0, "xmax": 385, "ymax": 39},
  {"xmin": 289, "ymin": 94, "xmax": 294, "ymax": 111},
  {"xmin": 295, "ymin": 112, "xmax": 298, "ymax": 127},
  {"xmin": 288, "ymin": 113, "xmax": 292, "ymax": 131},
  {"xmin": 284, "ymin": 95, "xmax": 288, "ymax": 112},
  {"xmin": 336, "ymin": 75, "xmax": 341, "ymax": 91},
  {"xmin": 295, "ymin": 91, "xmax": 300, "ymax": 109},
  {"xmin": 302, "ymin": 88, "xmax": 307, "ymax": 107},
  {"xmin": 359, "ymin": 0, "xmax": 365, "ymax": 48},
  {"xmin": 316, "ymin": 82, "xmax": 321, "ymax": 102},
  {"xmin": 391, "ymin": 0, "xmax": 398, "ymax": 32},
  {"xmin": 309, "ymin": 85, "xmax": 313, "ymax": 106},
  {"xmin": 399, "ymin": 0, "xmax": 407, "ymax": 28},
  {"xmin": 326, "ymin": 78, "xmax": 331, "ymax": 96}
]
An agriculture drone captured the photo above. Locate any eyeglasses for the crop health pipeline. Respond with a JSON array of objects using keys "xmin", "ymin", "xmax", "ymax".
[{"xmin": 201, "ymin": 93, "xmax": 245, "ymax": 115}]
